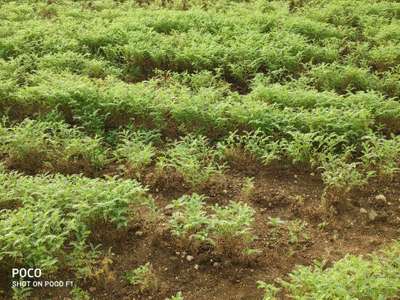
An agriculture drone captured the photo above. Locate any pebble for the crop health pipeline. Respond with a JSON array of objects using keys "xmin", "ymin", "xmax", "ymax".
[
  {"xmin": 186, "ymin": 255, "xmax": 194, "ymax": 262},
  {"xmin": 213, "ymin": 262, "xmax": 220, "ymax": 267},
  {"xmin": 194, "ymin": 264, "xmax": 199, "ymax": 270},
  {"xmin": 360, "ymin": 208, "xmax": 368, "ymax": 214}
]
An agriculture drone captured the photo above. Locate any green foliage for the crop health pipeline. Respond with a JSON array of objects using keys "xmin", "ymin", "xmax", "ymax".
[
  {"xmin": 361, "ymin": 134, "xmax": 400, "ymax": 179},
  {"xmin": 157, "ymin": 135, "xmax": 224, "ymax": 186},
  {"xmin": 257, "ymin": 281, "xmax": 280, "ymax": 300},
  {"xmin": 240, "ymin": 177, "xmax": 255, "ymax": 201},
  {"xmin": 167, "ymin": 194, "xmax": 210, "ymax": 248},
  {"xmin": 209, "ymin": 201, "xmax": 258, "ymax": 255},
  {"xmin": 0, "ymin": 119, "xmax": 108, "ymax": 172},
  {"xmin": 218, "ymin": 130, "xmax": 282, "ymax": 165},
  {"xmin": 320, "ymin": 154, "xmax": 372, "ymax": 199},
  {"xmin": 309, "ymin": 63, "xmax": 380, "ymax": 94},
  {"xmin": 125, "ymin": 262, "xmax": 158, "ymax": 293},
  {"xmin": 11, "ymin": 286, "xmax": 32, "ymax": 300},
  {"xmin": 1, "ymin": 0, "xmax": 400, "ymax": 297},
  {"xmin": 114, "ymin": 129, "xmax": 160, "ymax": 173},
  {"xmin": 0, "ymin": 170, "xmax": 152, "ymax": 274},
  {"xmin": 167, "ymin": 194, "xmax": 257, "ymax": 256},
  {"xmin": 70, "ymin": 287, "xmax": 91, "ymax": 300},
  {"xmin": 166, "ymin": 291, "xmax": 184, "ymax": 300},
  {"xmin": 279, "ymin": 242, "xmax": 400, "ymax": 299}
]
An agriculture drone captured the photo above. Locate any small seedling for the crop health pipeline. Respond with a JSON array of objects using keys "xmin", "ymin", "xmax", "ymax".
[
  {"xmin": 125, "ymin": 263, "xmax": 158, "ymax": 293},
  {"xmin": 70, "ymin": 287, "xmax": 91, "ymax": 300},
  {"xmin": 166, "ymin": 291, "xmax": 184, "ymax": 300},
  {"xmin": 257, "ymin": 281, "xmax": 280, "ymax": 300},
  {"xmin": 287, "ymin": 220, "xmax": 309, "ymax": 244},
  {"xmin": 241, "ymin": 177, "xmax": 256, "ymax": 201}
]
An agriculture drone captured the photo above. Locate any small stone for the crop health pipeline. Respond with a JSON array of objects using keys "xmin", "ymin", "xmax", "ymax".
[
  {"xmin": 194, "ymin": 264, "xmax": 199, "ymax": 270},
  {"xmin": 360, "ymin": 208, "xmax": 368, "ymax": 214},
  {"xmin": 186, "ymin": 255, "xmax": 194, "ymax": 262},
  {"xmin": 369, "ymin": 209, "xmax": 378, "ymax": 221},
  {"xmin": 375, "ymin": 194, "xmax": 387, "ymax": 202},
  {"xmin": 223, "ymin": 189, "xmax": 228, "ymax": 194},
  {"xmin": 213, "ymin": 262, "xmax": 220, "ymax": 267}
]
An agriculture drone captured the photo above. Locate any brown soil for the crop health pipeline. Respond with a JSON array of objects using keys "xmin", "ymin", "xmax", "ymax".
[{"xmin": 1, "ymin": 164, "xmax": 399, "ymax": 300}]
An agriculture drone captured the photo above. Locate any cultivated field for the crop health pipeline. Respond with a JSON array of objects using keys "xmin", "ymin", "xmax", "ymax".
[{"xmin": 0, "ymin": 0, "xmax": 400, "ymax": 299}]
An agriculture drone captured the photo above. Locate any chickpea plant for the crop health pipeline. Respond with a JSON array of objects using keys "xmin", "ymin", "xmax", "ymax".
[
  {"xmin": 114, "ymin": 129, "xmax": 160, "ymax": 175},
  {"xmin": 125, "ymin": 262, "xmax": 158, "ymax": 293},
  {"xmin": 157, "ymin": 135, "xmax": 225, "ymax": 186},
  {"xmin": 167, "ymin": 194, "xmax": 258, "ymax": 257},
  {"xmin": 167, "ymin": 194, "xmax": 210, "ymax": 250}
]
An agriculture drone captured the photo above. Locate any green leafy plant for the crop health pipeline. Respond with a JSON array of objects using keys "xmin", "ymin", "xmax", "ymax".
[
  {"xmin": 0, "ymin": 170, "xmax": 152, "ymax": 275},
  {"xmin": 11, "ymin": 286, "xmax": 32, "ymax": 300},
  {"xmin": 279, "ymin": 242, "xmax": 400, "ymax": 299},
  {"xmin": 0, "ymin": 119, "xmax": 108, "ymax": 173},
  {"xmin": 114, "ymin": 129, "xmax": 159, "ymax": 174},
  {"xmin": 125, "ymin": 262, "xmax": 158, "ymax": 293},
  {"xmin": 361, "ymin": 134, "xmax": 400, "ymax": 179},
  {"xmin": 166, "ymin": 291, "xmax": 184, "ymax": 300},
  {"xmin": 319, "ymin": 153, "xmax": 373, "ymax": 207},
  {"xmin": 167, "ymin": 194, "xmax": 210, "ymax": 250},
  {"xmin": 167, "ymin": 194, "xmax": 257, "ymax": 257},
  {"xmin": 257, "ymin": 281, "xmax": 280, "ymax": 300},
  {"xmin": 240, "ymin": 177, "xmax": 255, "ymax": 201},
  {"xmin": 157, "ymin": 135, "xmax": 224, "ymax": 186},
  {"xmin": 287, "ymin": 219, "xmax": 310, "ymax": 245},
  {"xmin": 70, "ymin": 287, "xmax": 91, "ymax": 300},
  {"xmin": 209, "ymin": 201, "xmax": 258, "ymax": 256},
  {"xmin": 217, "ymin": 130, "xmax": 282, "ymax": 166}
]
